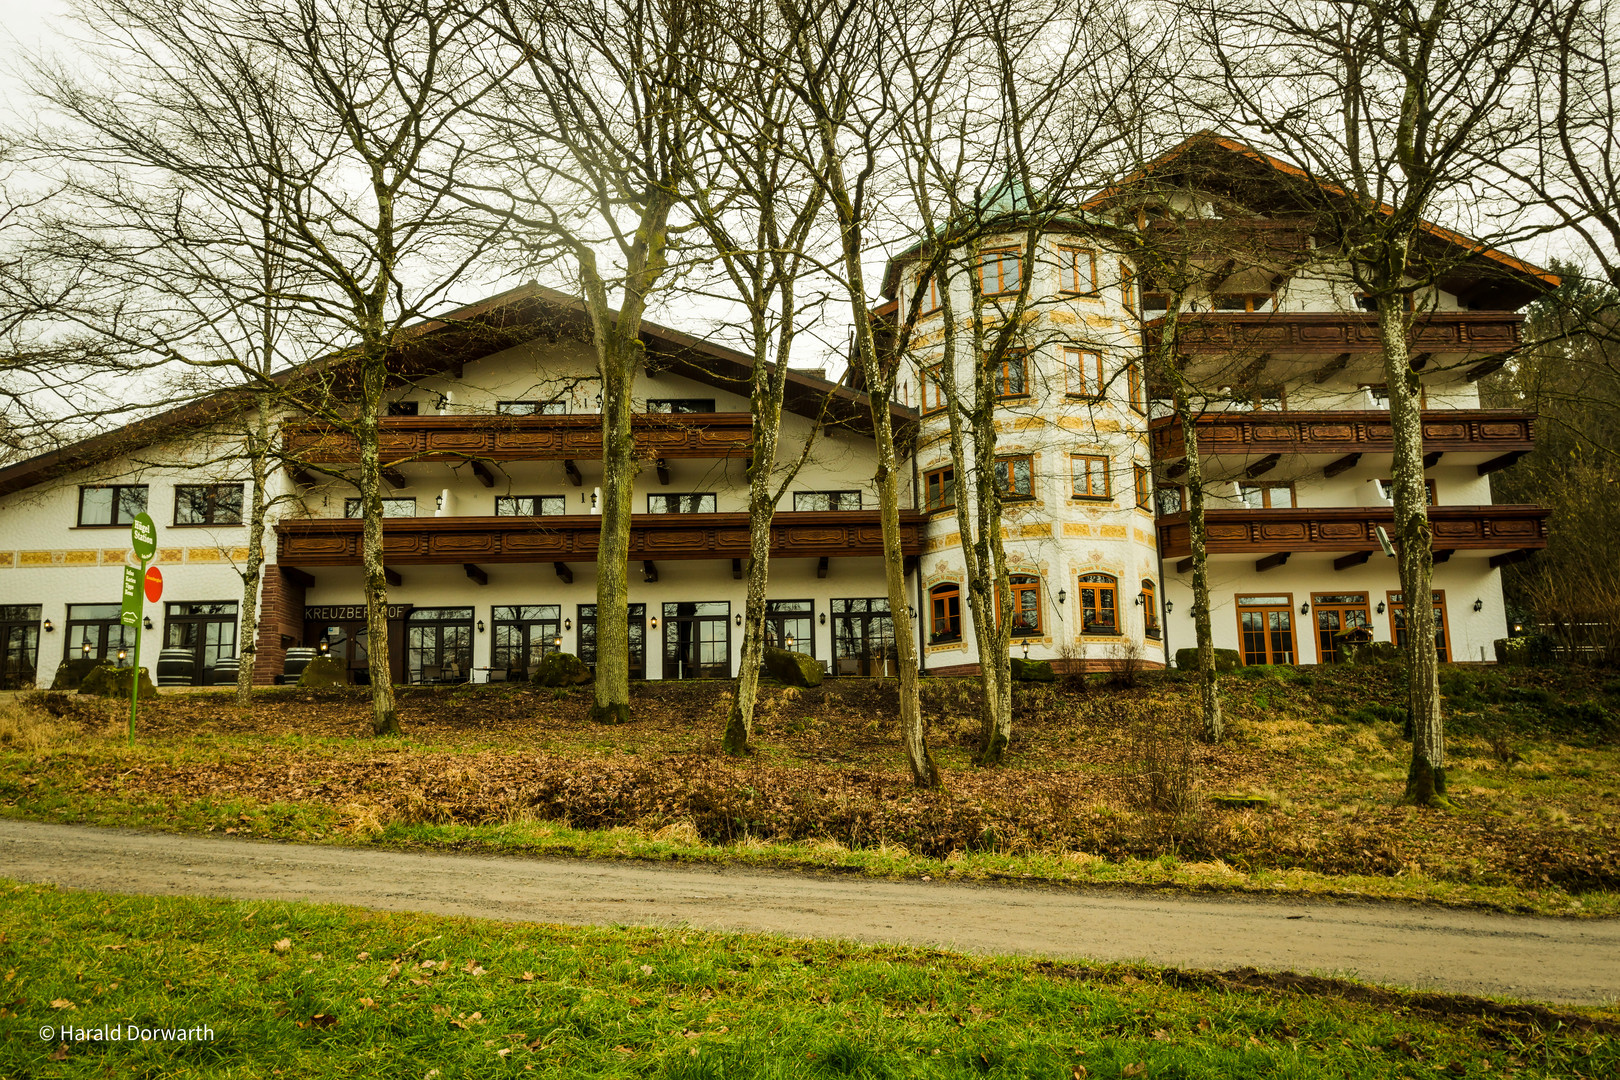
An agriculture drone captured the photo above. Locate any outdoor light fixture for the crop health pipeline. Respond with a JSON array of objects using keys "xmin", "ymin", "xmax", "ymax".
[
  {"xmin": 907, "ymin": 606, "xmax": 916, "ymax": 619},
  {"xmin": 81, "ymin": 641, "xmax": 91, "ymax": 658},
  {"xmin": 42, "ymin": 619, "xmax": 53, "ymax": 633},
  {"xmin": 563, "ymin": 618, "xmax": 571, "ymax": 631},
  {"xmin": 1376, "ymin": 601, "xmax": 1386, "ymax": 615},
  {"xmin": 1134, "ymin": 592, "xmax": 1145, "ymax": 606},
  {"xmin": 1165, "ymin": 601, "xmax": 1174, "ymax": 614},
  {"xmin": 117, "ymin": 648, "xmax": 127, "ymax": 662},
  {"xmin": 553, "ymin": 635, "xmax": 563, "ymax": 648},
  {"xmin": 650, "ymin": 616, "xmax": 659, "ymax": 629},
  {"xmin": 819, "ymin": 612, "xmax": 827, "ymax": 625},
  {"xmin": 1021, "ymin": 639, "xmax": 1030, "ymax": 660},
  {"xmin": 735, "ymin": 614, "xmax": 743, "ymax": 627},
  {"xmin": 476, "ymin": 620, "xmax": 485, "ymax": 633},
  {"xmin": 785, "ymin": 634, "xmax": 795, "ymax": 649},
  {"xmin": 143, "ymin": 616, "xmax": 154, "ymax": 630},
  {"xmin": 435, "ymin": 494, "xmax": 444, "ymax": 510},
  {"xmin": 1300, "ymin": 601, "xmax": 1310, "ymax": 615},
  {"xmin": 1512, "ymin": 622, "xmax": 1524, "ymax": 634},
  {"xmin": 317, "ymin": 640, "xmax": 330, "ymax": 655},
  {"xmin": 1473, "ymin": 598, "xmax": 1484, "ymax": 613},
  {"xmin": 1057, "ymin": 589, "xmax": 1065, "ymax": 605}
]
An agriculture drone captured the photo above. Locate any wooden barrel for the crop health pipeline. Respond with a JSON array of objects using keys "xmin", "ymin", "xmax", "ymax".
[
  {"xmin": 282, "ymin": 647, "xmax": 317, "ymax": 681},
  {"xmin": 156, "ymin": 648, "xmax": 196, "ymax": 687},
  {"xmin": 211, "ymin": 657, "xmax": 241, "ymax": 687}
]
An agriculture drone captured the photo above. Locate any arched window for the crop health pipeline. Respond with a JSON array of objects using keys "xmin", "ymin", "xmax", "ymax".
[
  {"xmin": 1078, "ymin": 574, "xmax": 1118, "ymax": 635},
  {"xmin": 1142, "ymin": 579, "xmax": 1160, "ymax": 638},
  {"xmin": 930, "ymin": 583, "xmax": 961, "ymax": 643},
  {"xmin": 1006, "ymin": 574, "xmax": 1041, "ymax": 637}
]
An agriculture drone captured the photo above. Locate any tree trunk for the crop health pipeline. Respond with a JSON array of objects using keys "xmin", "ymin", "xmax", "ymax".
[
  {"xmin": 590, "ymin": 337, "xmax": 636, "ymax": 726},
  {"xmin": 356, "ymin": 362, "xmax": 400, "ymax": 736},
  {"xmin": 1377, "ymin": 298, "xmax": 1446, "ymax": 805},
  {"xmin": 725, "ymin": 381, "xmax": 783, "ymax": 754},
  {"xmin": 234, "ymin": 395, "xmax": 272, "ymax": 707},
  {"xmin": 1179, "ymin": 396, "xmax": 1223, "ymax": 742}
]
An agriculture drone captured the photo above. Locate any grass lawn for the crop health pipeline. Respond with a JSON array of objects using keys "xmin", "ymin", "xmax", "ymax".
[
  {"xmin": 0, "ymin": 663, "xmax": 1617, "ymax": 916},
  {"xmin": 1, "ymin": 881, "xmax": 1615, "ymax": 1079}
]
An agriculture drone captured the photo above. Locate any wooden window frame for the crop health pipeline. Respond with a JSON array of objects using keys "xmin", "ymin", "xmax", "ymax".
[
  {"xmin": 921, "ymin": 364, "xmax": 947, "ymax": 415},
  {"xmin": 1212, "ymin": 293, "xmax": 1277, "ymax": 312},
  {"xmin": 1001, "ymin": 574, "xmax": 1043, "ymax": 637},
  {"xmin": 1057, "ymin": 245, "xmax": 1099, "ymax": 297},
  {"xmin": 495, "ymin": 495, "xmax": 566, "ymax": 516},
  {"xmin": 1077, "ymin": 573, "xmax": 1119, "ymax": 636},
  {"xmin": 978, "ymin": 248, "xmax": 1023, "ymax": 297},
  {"xmin": 1120, "ymin": 260, "xmax": 1136, "ymax": 313},
  {"xmin": 929, "ymin": 583, "xmax": 962, "ymax": 643},
  {"xmin": 1063, "ymin": 346, "xmax": 1104, "ymax": 397},
  {"xmin": 994, "ymin": 455, "xmax": 1035, "ymax": 501},
  {"xmin": 1154, "ymin": 484, "xmax": 1185, "ymax": 517},
  {"xmin": 919, "ymin": 275, "xmax": 942, "ymax": 316},
  {"xmin": 1142, "ymin": 579, "xmax": 1160, "ymax": 638},
  {"xmin": 993, "ymin": 350, "xmax": 1029, "ymax": 400},
  {"xmin": 386, "ymin": 400, "xmax": 419, "ymax": 416},
  {"xmin": 1238, "ymin": 481, "xmax": 1296, "ymax": 509},
  {"xmin": 924, "ymin": 466, "xmax": 955, "ymax": 512},
  {"xmin": 647, "ymin": 492, "xmax": 718, "ymax": 514},
  {"xmin": 1134, "ymin": 464, "xmax": 1151, "ymax": 510},
  {"xmin": 1311, "ymin": 592, "xmax": 1371, "ymax": 665},
  {"xmin": 792, "ymin": 490, "xmax": 862, "ymax": 511},
  {"xmin": 173, "ymin": 483, "xmax": 244, "ymax": 527},
  {"xmin": 1071, "ymin": 454, "xmax": 1111, "ymax": 501},
  {"xmin": 1234, "ymin": 593, "xmax": 1298, "ymax": 666},
  {"xmin": 1387, "ymin": 590, "xmax": 1451, "ymax": 664},
  {"xmin": 76, "ymin": 484, "xmax": 148, "ymax": 528},
  {"xmin": 1126, "ymin": 363, "xmax": 1145, "ymax": 412}
]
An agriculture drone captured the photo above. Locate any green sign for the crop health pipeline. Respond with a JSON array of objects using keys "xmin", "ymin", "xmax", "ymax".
[
  {"xmin": 131, "ymin": 513, "xmax": 157, "ymax": 561},
  {"xmin": 120, "ymin": 565, "xmax": 142, "ymax": 627}
]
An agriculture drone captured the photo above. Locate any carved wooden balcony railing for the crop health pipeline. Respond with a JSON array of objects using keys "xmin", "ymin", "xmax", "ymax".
[
  {"xmin": 1155, "ymin": 505, "xmax": 1549, "ymax": 570},
  {"xmin": 1142, "ymin": 311, "xmax": 1523, "ymax": 358},
  {"xmin": 1150, "ymin": 410, "xmax": 1536, "ymax": 464},
  {"xmin": 275, "ymin": 510, "xmax": 924, "ymax": 566},
  {"xmin": 283, "ymin": 413, "xmax": 754, "ymax": 466}
]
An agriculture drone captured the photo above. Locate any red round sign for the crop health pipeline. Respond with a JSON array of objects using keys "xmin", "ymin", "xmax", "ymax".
[{"xmin": 144, "ymin": 566, "xmax": 163, "ymax": 603}]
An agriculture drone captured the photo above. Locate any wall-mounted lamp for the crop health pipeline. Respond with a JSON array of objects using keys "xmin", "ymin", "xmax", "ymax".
[
  {"xmin": 907, "ymin": 606, "xmax": 916, "ymax": 620},
  {"xmin": 594, "ymin": 393, "xmax": 603, "ymax": 407},
  {"xmin": 435, "ymin": 494, "xmax": 444, "ymax": 510},
  {"xmin": 1376, "ymin": 601, "xmax": 1386, "ymax": 615},
  {"xmin": 591, "ymin": 491, "xmax": 598, "ymax": 510},
  {"xmin": 1134, "ymin": 592, "xmax": 1145, "ymax": 606},
  {"xmin": 785, "ymin": 634, "xmax": 795, "ymax": 650},
  {"xmin": 734, "ymin": 613, "xmax": 743, "ymax": 627},
  {"xmin": 1300, "ymin": 601, "xmax": 1310, "ymax": 615},
  {"xmin": 1165, "ymin": 601, "xmax": 1174, "ymax": 614},
  {"xmin": 42, "ymin": 619, "xmax": 53, "ymax": 633},
  {"xmin": 1057, "ymin": 589, "xmax": 1065, "ymax": 605},
  {"xmin": 819, "ymin": 612, "xmax": 827, "ymax": 626},
  {"xmin": 476, "ymin": 620, "xmax": 485, "ymax": 633},
  {"xmin": 563, "ymin": 618, "xmax": 572, "ymax": 631},
  {"xmin": 143, "ymin": 616, "xmax": 154, "ymax": 630},
  {"xmin": 318, "ymin": 640, "xmax": 330, "ymax": 655},
  {"xmin": 650, "ymin": 616, "xmax": 659, "ymax": 630},
  {"xmin": 1473, "ymin": 598, "xmax": 1483, "ymax": 613}
]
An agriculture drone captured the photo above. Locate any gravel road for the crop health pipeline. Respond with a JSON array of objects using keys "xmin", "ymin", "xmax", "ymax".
[{"xmin": 3, "ymin": 819, "xmax": 1616, "ymax": 1005}]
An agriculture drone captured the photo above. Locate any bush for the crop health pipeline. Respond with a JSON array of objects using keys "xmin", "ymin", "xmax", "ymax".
[
  {"xmin": 1344, "ymin": 703, "xmax": 1407, "ymax": 726},
  {"xmin": 1173, "ymin": 648, "xmax": 1240, "ymax": 673},
  {"xmin": 531, "ymin": 652, "xmax": 593, "ymax": 687},
  {"xmin": 1498, "ymin": 635, "xmax": 1558, "ymax": 665},
  {"xmin": 1009, "ymin": 658, "xmax": 1056, "ymax": 683},
  {"xmin": 297, "ymin": 656, "xmax": 346, "ymax": 688}
]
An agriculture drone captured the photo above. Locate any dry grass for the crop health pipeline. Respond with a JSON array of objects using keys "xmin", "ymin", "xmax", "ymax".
[{"xmin": 0, "ymin": 695, "xmax": 60, "ymax": 751}]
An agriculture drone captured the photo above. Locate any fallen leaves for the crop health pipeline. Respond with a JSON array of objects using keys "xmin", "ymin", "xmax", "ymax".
[{"xmin": 272, "ymin": 939, "xmax": 291, "ymax": 953}]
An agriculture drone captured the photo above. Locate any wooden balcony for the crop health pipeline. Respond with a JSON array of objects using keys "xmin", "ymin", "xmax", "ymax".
[
  {"xmin": 1156, "ymin": 505, "xmax": 1549, "ymax": 572},
  {"xmin": 283, "ymin": 413, "xmax": 754, "ymax": 466},
  {"xmin": 274, "ymin": 510, "xmax": 923, "ymax": 569},
  {"xmin": 1143, "ymin": 311, "xmax": 1522, "ymax": 359},
  {"xmin": 1150, "ymin": 409, "xmax": 1536, "ymax": 473}
]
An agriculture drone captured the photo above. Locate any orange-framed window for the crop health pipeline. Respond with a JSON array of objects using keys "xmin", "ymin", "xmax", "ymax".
[
  {"xmin": 924, "ymin": 466, "xmax": 955, "ymax": 511},
  {"xmin": 929, "ymin": 583, "xmax": 961, "ymax": 642},
  {"xmin": 1142, "ymin": 579, "xmax": 1160, "ymax": 637},
  {"xmin": 1063, "ymin": 346, "xmax": 1104, "ymax": 397},
  {"xmin": 1120, "ymin": 261, "xmax": 1136, "ymax": 313},
  {"xmin": 1057, "ymin": 245, "xmax": 1099, "ymax": 296},
  {"xmin": 993, "ymin": 350, "xmax": 1029, "ymax": 399},
  {"xmin": 919, "ymin": 276, "xmax": 942, "ymax": 316},
  {"xmin": 1003, "ymin": 574, "xmax": 1042, "ymax": 637},
  {"xmin": 921, "ymin": 364, "xmax": 947, "ymax": 414},
  {"xmin": 1126, "ymin": 362, "xmax": 1144, "ymax": 411},
  {"xmin": 994, "ymin": 455, "xmax": 1034, "ymax": 500},
  {"xmin": 979, "ymin": 248, "xmax": 1023, "ymax": 296},
  {"xmin": 1134, "ymin": 464, "xmax": 1151, "ymax": 510},
  {"xmin": 1071, "ymin": 454, "xmax": 1110, "ymax": 500},
  {"xmin": 1078, "ymin": 573, "xmax": 1118, "ymax": 635},
  {"xmin": 1312, "ymin": 592, "xmax": 1371, "ymax": 664},
  {"xmin": 1236, "ymin": 594, "xmax": 1297, "ymax": 665},
  {"xmin": 1388, "ymin": 590, "xmax": 1451, "ymax": 663},
  {"xmin": 1238, "ymin": 482, "xmax": 1295, "ymax": 509}
]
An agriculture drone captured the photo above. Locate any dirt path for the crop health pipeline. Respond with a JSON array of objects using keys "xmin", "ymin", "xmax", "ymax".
[{"xmin": 3, "ymin": 820, "xmax": 1617, "ymax": 1005}]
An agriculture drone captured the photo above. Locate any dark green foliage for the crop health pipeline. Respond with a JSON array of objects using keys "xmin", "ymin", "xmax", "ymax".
[
  {"xmin": 297, "ymin": 656, "xmax": 346, "ymax": 689},
  {"xmin": 77, "ymin": 662, "xmax": 156, "ymax": 700},
  {"xmin": 1009, "ymin": 658, "xmax": 1056, "ymax": 683},
  {"xmin": 762, "ymin": 647, "xmax": 824, "ymax": 688},
  {"xmin": 533, "ymin": 652, "xmax": 594, "ymax": 688},
  {"xmin": 50, "ymin": 658, "xmax": 101, "ymax": 691},
  {"xmin": 1343, "ymin": 641, "xmax": 1399, "ymax": 665},
  {"xmin": 1173, "ymin": 648, "xmax": 1239, "ymax": 672}
]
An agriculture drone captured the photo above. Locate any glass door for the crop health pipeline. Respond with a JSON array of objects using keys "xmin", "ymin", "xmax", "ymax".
[
  {"xmin": 491, "ymin": 605, "xmax": 562, "ymax": 678},
  {"xmin": 1313, "ymin": 593, "xmax": 1370, "ymax": 664},
  {"xmin": 1236, "ymin": 595, "xmax": 1296, "ymax": 665},
  {"xmin": 64, "ymin": 604, "xmax": 135, "ymax": 666},
  {"xmin": 1389, "ymin": 591, "xmax": 1451, "ymax": 663},
  {"xmin": 764, "ymin": 600, "xmax": 814, "ymax": 656},
  {"xmin": 578, "ymin": 604, "xmax": 647, "ymax": 680},
  {"xmin": 662, "ymin": 602, "xmax": 731, "ymax": 679},
  {"xmin": 0, "ymin": 606, "xmax": 41, "ymax": 690},
  {"xmin": 164, "ymin": 602, "xmax": 239, "ymax": 684},
  {"xmin": 406, "ymin": 608, "xmax": 474, "ymax": 683},
  {"xmin": 832, "ymin": 597, "xmax": 894, "ymax": 676}
]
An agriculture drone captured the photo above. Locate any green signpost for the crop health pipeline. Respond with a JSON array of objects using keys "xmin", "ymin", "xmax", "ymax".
[{"xmin": 124, "ymin": 513, "xmax": 159, "ymax": 745}]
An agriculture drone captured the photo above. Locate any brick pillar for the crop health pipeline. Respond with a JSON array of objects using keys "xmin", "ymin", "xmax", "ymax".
[{"xmin": 252, "ymin": 565, "xmax": 307, "ymax": 685}]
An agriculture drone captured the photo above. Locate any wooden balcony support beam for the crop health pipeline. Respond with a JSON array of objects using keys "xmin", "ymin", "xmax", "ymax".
[
  {"xmin": 816, "ymin": 556, "xmax": 829, "ymax": 579},
  {"xmin": 1478, "ymin": 450, "xmax": 1527, "ymax": 476},
  {"xmin": 285, "ymin": 464, "xmax": 315, "ymax": 488},
  {"xmin": 1314, "ymin": 353, "xmax": 1352, "ymax": 383},
  {"xmin": 643, "ymin": 560, "xmax": 659, "ymax": 583},
  {"xmin": 1333, "ymin": 550, "xmax": 1372, "ymax": 571},
  {"xmin": 655, "ymin": 457, "xmax": 670, "ymax": 485},
  {"xmin": 1175, "ymin": 557, "xmax": 1194, "ymax": 574},
  {"xmin": 553, "ymin": 561, "xmax": 572, "ymax": 584},
  {"xmin": 563, "ymin": 459, "xmax": 582, "ymax": 487},
  {"xmin": 1423, "ymin": 451, "xmax": 1444, "ymax": 469},
  {"xmin": 1166, "ymin": 461, "xmax": 1188, "ymax": 480},
  {"xmin": 383, "ymin": 566, "xmax": 402, "ymax": 587},
  {"xmin": 1324, "ymin": 452, "xmax": 1362, "ymax": 479},
  {"xmin": 1432, "ymin": 549, "xmax": 1453, "ymax": 564},
  {"xmin": 731, "ymin": 558, "xmax": 743, "ymax": 580},
  {"xmin": 1244, "ymin": 453, "xmax": 1281, "ymax": 479},
  {"xmin": 381, "ymin": 468, "xmax": 407, "ymax": 490},
  {"xmin": 1467, "ymin": 356, "xmax": 1508, "ymax": 381},
  {"xmin": 470, "ymin": 460, "xmax": 495, "ymax": 488},
  {"xmin": 1409, "ymin": 351, "xmax": 1432, "ymax": 372},
  {"xmin": 1489, "ymin": 548, "xmax": 1536, "ymax": 569},
  {"xmin": 281, "ymin": 566, "xmax": 317, "ymax": 589},
  {"xmin": 463, "ymin": 563, "xmax": 487, "ymax": 586},
  {"xmin": 1255, "ymin": 551, "xmax": 1290, "ymax": 573}
]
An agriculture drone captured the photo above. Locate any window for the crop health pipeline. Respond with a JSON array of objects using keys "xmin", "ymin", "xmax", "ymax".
[
  {"xmin": 646, "ymin": 398, "xmax": 716, "ymax": 413},
  {"xmin": 1388, "ymin": 591, "xmax": 1451, "ymax": 663},
  {"xmin": 1063, "ymin": 346, "xmax": 1104, "ymax": 397},
  {"xmin": 1142, "ymin": 580, "xmax": 1160, "ymax": 638},
  {"xmin": 1155, "ymin": 485, "xmax": 1184, "ymax": 516},
  {"xmin": 1134, "ymin": 465, "xmax": 1151, "ymax": 510},
  {"xmin": 0, "ymin": 605, "xmax": 41, "ymax": 690},
  {"xmin": 578, "ymin": 603, "xmax": 647, "ymax": 679},
  {"xmin": 924, "ymin": 467, "xmax": 955, "ymax": 511},
  {"xmin": 1253, "ymin": 386, "xmax": 1285, "ymax": 411},
  {"xmin": 1006, "ymin": 574, "xmax": 1042, "ymax": 637},
  {"xmin": 1141, "ymin": 292, "xmax": 1170, "ymax": 313},
  {"xmin": 77, "ymin": 485, "xmax": 148, "ymax": 527},
  {"xmin": 765, "ymin": 600, "xmax": 815, "ymax": 656},
  {"xmin": 918, "ymin": 276, "xmax": 942, "ymax": 316},
  {"xmin": 64, "ymin": 603, "xmax": 134, "ymax": 665},
  {"xmin": 921, "ymin": 364, "xmax": 947, "ymax": 414},
  {"xmin": 1126, "ymin": 363, "xmax": 1144, "ymax": 412},
  {"xmin": 994, "ymin": 351, "xmax": 1028, "ymax": 399},
  {"xmin": 491, "ymin": 605, "xmax": 562, "ymax": 676},
  {"xmin": 497, "ymin": 400, "xmax": 567, "ymax": 416},
  {"xmin": 1238, "ymin": 482, "xmax": 1295, "ymax": 509},
  {"xmin": 405, "ymin": 607, "xmax": 474, "ymax": 684},
  {"xmin": 164, "ymin": 602, "xmax": 239, "ymax": 683},
  {"xmin": 663, "ymin": 601, "xmax": 731, "ymax": 680},
  {"xmin": 1213, "ymin": 293, "xmax": 1275, "ymax": 312},
  {"xmin": 648, "ymin": 493, "xmax": 716, "ymax": 513},
  {"xmin": 1237, "ymin": 594, "xmax": 1296, "ymax": 665},
  {"xmin": 929, "ymin": 583, "xmax": 961, "ymax": 643},
  {"xmin": 994, "ymin": 455, "xmax": 1034, "ymax": 500},
  {"xmin": 386, "ymin": 400, "xmax": 419, "ymax": 416},
  {"xmin": 1120, "ymin": 261, "xmax": 1136, "ymax": 313},
  {"xmin": 979, "ymin": 248, "xmax": 1023, "ymax": 296},
  {"xmin": 1071, "ymin": 454, "xmax": 1110, "ymax": 500},
  {"xmin": 174, "ymin": 484, "xmax": 244, "ymax": 526},
  {"xmin": 495, "ymin": 495, "xmax": 566, "ymax": 516},
  {"xmin": 1376, "ymin": 478, "xmax": 1437, "ymax": 505},
  {"xmin": 793, "ymin": 491, "xmax": 861, "ymax": 511},
  {"xmin": 1362, "ymin": 383, "xmax": 1428, "ymax": 409},
  {"xmin": 345, "ymin": 498, "xmax": 416, "ymax": 518},
  {"xmin": 1057, "ymin": 246, "xmax": 1098, "ymax": 296},
  {"xmin": 1077, "ymin": 573, "xmax": 1117, "ymax": 635}
]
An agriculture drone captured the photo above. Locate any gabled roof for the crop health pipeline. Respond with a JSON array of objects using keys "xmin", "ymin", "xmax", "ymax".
[
  {"xmin": 1086, "ymin": 132, "xmax": 1559, "ymax": 309},
  {"xmin": 0, "ymin": 283, "xmax": 906, "ymax": 499}
]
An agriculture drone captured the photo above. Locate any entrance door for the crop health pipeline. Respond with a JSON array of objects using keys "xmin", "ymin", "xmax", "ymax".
[
  {"xmin": 405, "ymin": 608, "xmax": 474, "ymax": 683},
  {"xmin": 312, "ymin": 622, "xmax": 368, "ymax": 684},
  {"xmin": 64, "ymin": 604, "xmax": 135, "ymax": 667},
  {"xmin": 1313, "ymin": 593, "xmax": 1370, "ymax": 664},
  {"xmin": 578, "ymin": 604, "xmax": 647, "ymax": 680},
  {"xmin": 164, "ymin": 602, "xmax": 239, "ymax": 684},
  {"xmin": 0, "ymin": 605, "xmax": 41, "ymax": 690},
  {"xmin": 662, "ymin": 602, "xmax": 730, "ymax": 679},
  {"xmin": 1389, "ymin": 591, "xmax": 1451, "ymax": 663},
  {"xmin": 832, "ymin": 597, "xmax": 894, "ymax": 676},
  {"xmin": 764, "ymin": 600, "xmax": 814, "ymax": 656},
  {"xmin": 491, "ymin": 605, "xmax": 562, "ymax": 679},
  {"xmin": 1236, "ymin": 594, "xmax": 1296, "ymax": 665}
]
